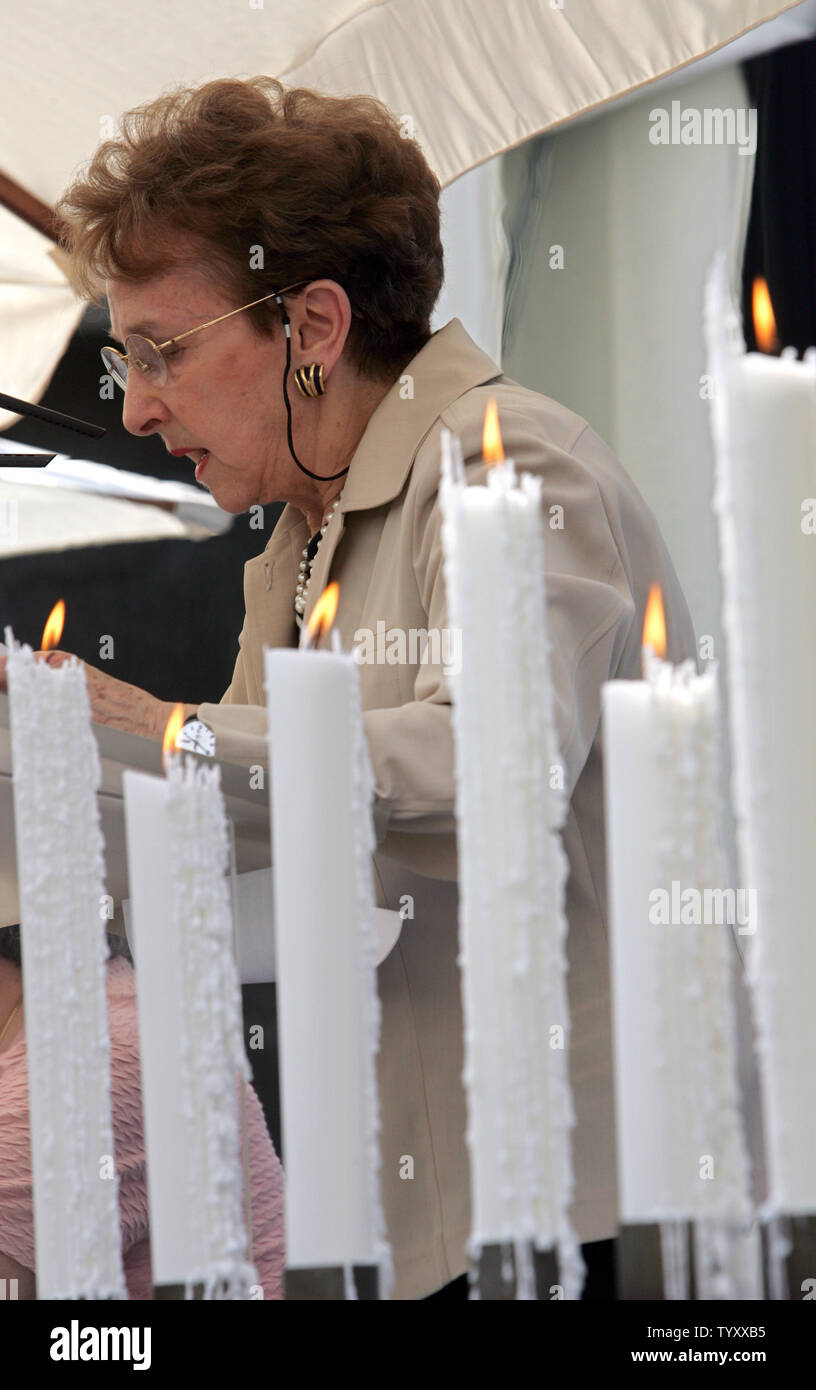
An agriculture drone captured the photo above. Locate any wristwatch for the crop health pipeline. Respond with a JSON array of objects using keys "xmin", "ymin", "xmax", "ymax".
[{"xmin": 176, "ymin": 714, "xmax": 216, "ymax": 757}]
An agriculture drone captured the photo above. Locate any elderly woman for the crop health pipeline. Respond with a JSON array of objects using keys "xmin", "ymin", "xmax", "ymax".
[{"xmin": 1, "ymin": 77, "xmax": 696, "ymax": 1299}]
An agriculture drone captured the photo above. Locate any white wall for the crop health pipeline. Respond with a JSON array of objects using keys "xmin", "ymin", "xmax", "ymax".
[
  {"xmin": 500, "ymin": 64, "xmax": 758, "ymax": 909},
  {"xmin": 432, "ymin": 156, "xmax": 507, "ymax": 362},
  {"xmin": 501, "ymin": 64, "xmax": 753, "ymax": 651}
]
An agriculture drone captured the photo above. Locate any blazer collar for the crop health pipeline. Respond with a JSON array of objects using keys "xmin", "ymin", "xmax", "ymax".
[
  {"xmin": 339, "ymin": 316, "xmax": 502, "ymax": 513},
  {"xmin": 255, "ymin": 318, "xmax": 501, "ymax": 635}
]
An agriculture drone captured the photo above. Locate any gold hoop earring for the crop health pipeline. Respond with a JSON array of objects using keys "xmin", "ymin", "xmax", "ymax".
[{"xmin": 294, "ymin": 362, "xmax": 325, "ymax": 398}]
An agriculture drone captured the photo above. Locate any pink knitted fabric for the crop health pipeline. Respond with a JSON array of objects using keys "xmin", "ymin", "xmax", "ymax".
[{"xmin": 0, "ymin": 956, "xmax": 285, "ymax": 1299}]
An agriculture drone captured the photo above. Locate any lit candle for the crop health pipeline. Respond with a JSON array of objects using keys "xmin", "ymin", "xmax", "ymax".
[
  {"xmin": 439, "ymin": 410, "xmax": 580, "ymax": 1300},
  {"xmin": 5, "ymin": 606, "xmax": 125, "ymax": 1298},
  {"xmin": 601, "ymin": 585, "xmax": 756, "ymax": 1298},
  {"xmin": 264, "ymin": 584, "xmax": 391, "ymax": 1299},
  {"xmin": 122, "ymin": 707, "xmax": 257, "ymax": 1296},
  {"xmin": 705, "ymin": 257, "xmax": 816, "ymax": 1225}
]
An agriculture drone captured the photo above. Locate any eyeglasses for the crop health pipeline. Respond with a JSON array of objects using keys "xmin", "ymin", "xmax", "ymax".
[{"xmin": 100, "ymin": 280, "xmax": 310, "ymax": 391}]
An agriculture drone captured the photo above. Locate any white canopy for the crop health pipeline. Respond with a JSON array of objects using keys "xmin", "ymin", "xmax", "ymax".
[{"xmin": 0, "ymin": 0, "xmax": 810, "ymax": 424}]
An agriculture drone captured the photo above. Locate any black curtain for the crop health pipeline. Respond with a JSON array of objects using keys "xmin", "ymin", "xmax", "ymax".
[{"xmin": 742, "ymin": 39, "xmax": 816, "ymax": 353}]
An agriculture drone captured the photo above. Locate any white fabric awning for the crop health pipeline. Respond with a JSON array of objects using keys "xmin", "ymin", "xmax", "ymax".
[
  {"xmin": 0, "ymin": 206, "xmax": 86, "ymax": 429},
  {"xmin": 0, "ymin": 0, "xmax": 810, "ymax": 426},
  {"xmin": 280, "ymin": 0, "xmax": 811, "ymax": 185}
]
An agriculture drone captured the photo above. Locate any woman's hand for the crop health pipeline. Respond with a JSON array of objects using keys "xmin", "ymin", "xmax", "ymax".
[{"xmin": 0, "ymin": 649, "xmax": 180, "ymax": 741}]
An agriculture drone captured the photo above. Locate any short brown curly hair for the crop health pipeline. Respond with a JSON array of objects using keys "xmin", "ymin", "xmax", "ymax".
[{"xmin": 54, "ymin": 76, "xmax": 444, "ymax": 382}]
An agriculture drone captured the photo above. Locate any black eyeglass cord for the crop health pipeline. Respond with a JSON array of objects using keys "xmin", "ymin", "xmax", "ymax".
[{"xmin": 275, "ymin": 294, "xmax": 350, "ymax": 483}]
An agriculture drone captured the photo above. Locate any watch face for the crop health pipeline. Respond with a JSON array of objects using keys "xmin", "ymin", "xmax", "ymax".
[{"xmin": 176, "ymin": 719, "xmax": 216, "ymax": 757}]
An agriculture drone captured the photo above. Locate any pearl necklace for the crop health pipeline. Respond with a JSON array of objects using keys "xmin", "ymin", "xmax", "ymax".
[{"xmin": 294, "ymin": 492, "xmax": 344, "ymax": 628}]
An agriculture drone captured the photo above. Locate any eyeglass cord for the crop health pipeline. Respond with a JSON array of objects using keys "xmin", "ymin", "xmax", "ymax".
[{"xmin": 275, "ymin": 294, "xmax": 351, "ymax": 483}]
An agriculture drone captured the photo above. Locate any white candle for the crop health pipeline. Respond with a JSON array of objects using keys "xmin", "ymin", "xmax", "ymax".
[
  {"xmin": 438, "ymin": 429, "xmax": 580, "ymax": 1296},
  {"xmin": 706, "ymin": 256, "xmax": 816, "ymax": 1216},
  {"xmin": 4, "ymin": 628, "xmax": 125, "ymax": 1299},
  {"xmin": 264, "ymin": 630, "xmax": 390, "ymax": 1290},
  {"xmin": 602, "ymin": 646, "xmax": 754, "ymax": 1276},
  {"xmin": 122, "ymin": 754, "xmax": 257, "ymax": 1295}
]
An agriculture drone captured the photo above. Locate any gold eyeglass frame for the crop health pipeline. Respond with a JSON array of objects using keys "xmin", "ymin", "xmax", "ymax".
[{"xmin": 100, "ymin": 279, "xmax": 312, "ymax": 390}]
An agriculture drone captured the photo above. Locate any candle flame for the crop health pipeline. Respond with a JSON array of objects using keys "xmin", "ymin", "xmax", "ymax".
[
  {"xmin": 482, "ymin": 399, "xmax": 505, "ymax": 467},
  {"xmin": 642, "ymin": 583, "xmax": 666, "ymax": 659},
  {"xmin": 753, "ymin": 277, "xmax": 780, "ymax": 355},
  {"xmin": 162, "ymin": 702, "xmax": 186, "ymax": 768},
  {"xmin": 41, "ymin": 600, "xmax": 65, "ymax": 651},
  {"xmin": 306, "ymin": 582, "xmax": 339, "ymax": 645}
]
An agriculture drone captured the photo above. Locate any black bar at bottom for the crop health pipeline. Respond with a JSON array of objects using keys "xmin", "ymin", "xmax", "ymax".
[{"xmin": 284, "ymin": 1264, "xmax": 380, "ymax": 1300}]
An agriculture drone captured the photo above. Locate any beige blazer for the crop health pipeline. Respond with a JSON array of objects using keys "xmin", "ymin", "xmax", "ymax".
[{"xmin": 198, "ymin": 317, "xmax": 698, "ymax": 1300}]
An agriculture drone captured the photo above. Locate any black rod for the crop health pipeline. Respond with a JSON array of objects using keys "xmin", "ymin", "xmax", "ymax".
[{"xmin": 0, "ymin": 391, "xmax": 105, "ymax": 440}]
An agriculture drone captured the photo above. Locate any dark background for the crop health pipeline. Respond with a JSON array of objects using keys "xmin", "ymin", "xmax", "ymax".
[{"xmin": 742, "ymin": 39, "xmax": 816, "ymax": 353}]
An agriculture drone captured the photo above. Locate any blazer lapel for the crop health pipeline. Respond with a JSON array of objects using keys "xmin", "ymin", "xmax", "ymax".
[
  {"xmin": 259, "ymin": 318, "xmax": 502, "ymax": 644},
  {"xmin": 244, "ymin": 506, "xmax": 308, "ymax": 684},
  {"xmin": 338, "ymin": 317, "xmax": 502, "ymax": 514},
  {"xmin": 302, "ymin": 508, "xmax": 345, "ymax": 633}
]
